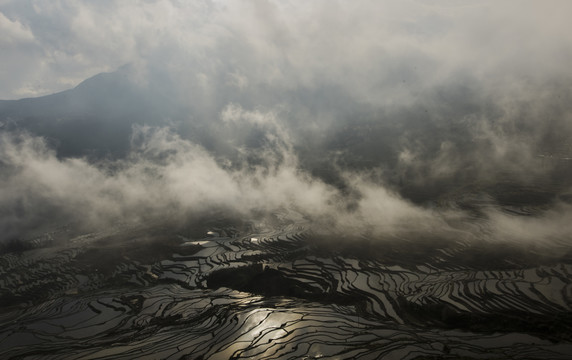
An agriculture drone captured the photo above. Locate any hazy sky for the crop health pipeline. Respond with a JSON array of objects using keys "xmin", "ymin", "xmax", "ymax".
[
  {"xmin": 1, "ymin": 0, "xmax": 571, "ymax": 99},
  {"xmin": 1, "ymin": 0, "xmax": 572, "ymax": 244}
]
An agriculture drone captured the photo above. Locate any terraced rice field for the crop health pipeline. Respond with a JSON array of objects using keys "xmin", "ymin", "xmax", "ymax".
[{"xmin": 1, "ymin": 204, "xmax": 571, "ymax": 359}]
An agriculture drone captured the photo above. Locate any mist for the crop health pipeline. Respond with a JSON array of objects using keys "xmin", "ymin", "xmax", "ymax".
[
  {"xmin": 3, "ymin": 3, "xmax": 572, "ymax": 358},
  {"xmin": 2, "ymin": 114, "xmax": 571, "ymax": 247},
  {"xmin": 0, "ymin": 115, "xmax": 441, "ymax": 242},
  {"xmin": 1, "ymin": 0, "xmax": 572, "ymax": 244}
]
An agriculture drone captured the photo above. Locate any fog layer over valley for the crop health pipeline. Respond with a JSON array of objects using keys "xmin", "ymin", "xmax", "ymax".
[
  {"xmin": 1, "ymin": 1, "xmax": 572, "ymax": 359},
  {"xmin": 1, "ymin": 66, "xmax": 572, "ymax": 246}
]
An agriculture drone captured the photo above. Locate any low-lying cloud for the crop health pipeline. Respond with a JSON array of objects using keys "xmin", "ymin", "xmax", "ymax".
[
  {"xmin": 1, "ymin": 1, "xmax": 572, "ymax": 247},
  {"xmin": 0, "ymin": 105, "xmax": 443, "ymax": 242},
  {"xmin": 2, "ymin": 104, "xmax": 571, "ymax": 248}
]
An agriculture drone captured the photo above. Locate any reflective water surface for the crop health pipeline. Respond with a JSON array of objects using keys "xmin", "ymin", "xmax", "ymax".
[{"xmin": 1, "ymin": 212, "xmax": 571, "ymax": 359}]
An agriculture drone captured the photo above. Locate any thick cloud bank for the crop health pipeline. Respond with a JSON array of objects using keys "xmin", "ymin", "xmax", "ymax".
[
  {"xmin": 0, "ymin": 112, "xmax": 439, "ymax": 242},
  {"xmin": 1, "ymin": 0, "xmax": 572, "ymax": 99},
  {"xmin": 2, "ymin": 110, "xmax": 571, "ymax": 246},
  {"xmin": 1, "ymin": 1, "xmax": 572, "ymax": 245}
]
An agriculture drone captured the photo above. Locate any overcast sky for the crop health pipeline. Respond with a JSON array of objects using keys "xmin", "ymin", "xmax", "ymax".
[
  {"xmin": 2, "ymin": 1, "xmax": 572, "ymax": 244},
  {"xmin": 1, "ymin": 0, "xmax": 571, "ymax": 100}
]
